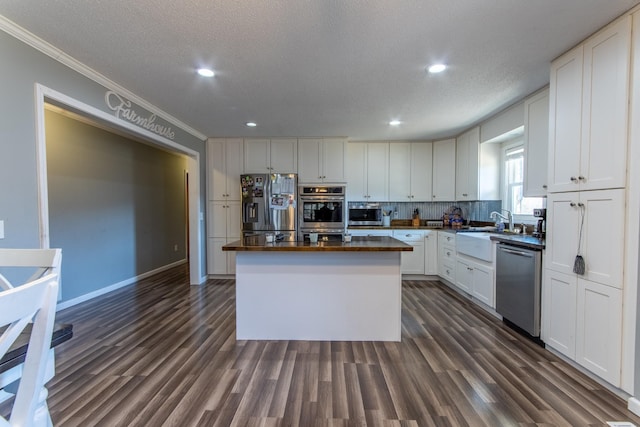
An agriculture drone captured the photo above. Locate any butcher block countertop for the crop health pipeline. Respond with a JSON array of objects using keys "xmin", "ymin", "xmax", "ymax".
[{"xmin": 223, "ymin": 236, "xmax": 413, "ymax": 252}]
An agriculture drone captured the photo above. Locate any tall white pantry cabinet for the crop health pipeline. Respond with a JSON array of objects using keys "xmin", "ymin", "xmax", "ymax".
[
  {"xmin": 207, "ymin": 138, "xmax": 243, "ymax": 275},
  {"xmin": 544, "ymin": 15, "xmax": 631, "ymax": 388}
]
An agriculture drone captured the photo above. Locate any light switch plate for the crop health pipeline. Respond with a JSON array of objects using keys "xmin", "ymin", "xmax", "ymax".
[{"xmin": 0, "ymin": 220, "xmax": 4, "ymax": 239}]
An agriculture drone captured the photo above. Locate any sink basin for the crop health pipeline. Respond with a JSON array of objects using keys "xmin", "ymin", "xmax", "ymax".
[
  {"xmin": 456, "ymin": 232, "xmax": 494, "ymax": 262},
  {"xmin": 462, "ymin": 226, "xmax": 497, "ymax": 232}
]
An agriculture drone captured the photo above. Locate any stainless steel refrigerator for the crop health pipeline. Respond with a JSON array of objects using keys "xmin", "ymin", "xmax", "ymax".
[{"xmin": 241, "ymin": 173, "xmax": 297, "ymax": 241}]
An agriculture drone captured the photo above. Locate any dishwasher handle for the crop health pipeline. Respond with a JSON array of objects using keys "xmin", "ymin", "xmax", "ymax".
[{"xmin": 498, "ymin": 246, "xmax": 534, "ymax": 258}]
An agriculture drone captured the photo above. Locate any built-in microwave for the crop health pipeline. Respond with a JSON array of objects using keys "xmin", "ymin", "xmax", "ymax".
[{"xmin": 348, "ymin": 204, "xmax": 383, "ymax": 226}]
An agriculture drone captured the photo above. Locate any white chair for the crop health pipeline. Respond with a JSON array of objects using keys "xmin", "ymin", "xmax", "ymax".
[
  {"xmin": 0, "ymin": 273, "xmax": 58, "ymax": 427},
  {"xmin": 0, "ymin": 249, "xmax": 62, "ymax": 293}
]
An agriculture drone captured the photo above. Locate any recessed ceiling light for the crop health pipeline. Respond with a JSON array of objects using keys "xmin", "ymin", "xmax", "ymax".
[
  {"xmin": 197, "ymin": 68, "xmax": 215, "ymax": 77},
  {"xmin": 427, "ymin": 64, "xmax": 447, "ymax": 74},
  {"xmin": 389, "ymin": 120, "xmax": 402, "ymax": 126},
  {"xmin": 246, "ymin": 122, "xmax": 257, "ymax": 127}
]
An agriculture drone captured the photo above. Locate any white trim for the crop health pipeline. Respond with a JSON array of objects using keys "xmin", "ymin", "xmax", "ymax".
[
  {"xmin": 56, "ymin": 260, "xmax": 187, "ymax": 311},
  {"xmin": 35, "ymin": 83, "xmax": 203, "ymax": 286},
  {"xmin": 622, "ymin": 9, "xmax": 640, "ymax": 396},
  {"xmin": 629, "ymin": 397, "xmax": 640, "ymax": 417},
  {"xmin": 0, "ymin": 14, "xmax": 207, "ymax": 142}
]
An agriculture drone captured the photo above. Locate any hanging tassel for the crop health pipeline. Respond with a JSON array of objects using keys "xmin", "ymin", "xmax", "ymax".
[
  {"xmin": 573, "ymin": 203, "xmax": 586, "ymax": 275},
  {"xmin": 573, "ymin": 255, "xmax": 585, "ymax": 275}
]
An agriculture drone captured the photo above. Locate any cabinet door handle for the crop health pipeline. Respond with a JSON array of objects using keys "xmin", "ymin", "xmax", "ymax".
[
  {"xmin": 542, "ymin": 185, "xmax": 547, "ymax": 189},
  {"xmin": 467, "ymin": 267, "xmax": 473, "ymax": 271},
  {"xmin": 462, "ymin": 193, "xmax": 468, "ymax": 197},
  {"xmin": 570, "ymin": 202, "xmax": 576, "ymax": 207},
  {"xmin": 578, "ymin": 176, "xmax": 585, "ymax": 181},
  {"xmin": 446, "ymin": 251, "xmax": 451, "ymax": 256},
  {"xmin": 570, "ymin": 176, "xmax": 578, "ymax": 182}
]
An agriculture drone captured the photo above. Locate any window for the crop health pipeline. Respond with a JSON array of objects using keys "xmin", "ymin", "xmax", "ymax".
[{"xmin": 504, "ymin": 144, "xmax": 543, "ymax": 217}]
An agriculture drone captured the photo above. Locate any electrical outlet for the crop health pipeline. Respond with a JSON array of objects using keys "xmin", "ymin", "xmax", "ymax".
[
  {"xmin": 173, "ymin": 244, "xmax": 178, "ymax": 252},
  {"xmin": 0, "ymin": 220, "xmax": 4, "ymax": 239}
]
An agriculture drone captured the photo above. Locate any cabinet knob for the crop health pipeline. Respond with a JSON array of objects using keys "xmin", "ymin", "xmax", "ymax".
[
  {"xmin": 570, "ymin": 202, "xmax": 576, "ymax": 207},
  {"xmin": 463, "ymin": 193, "xmax": 468, "ymax": 197},
  {"xmin": 570, "ymin": 176, "xmax": 578, "ymax": 182},
  {"xmin": 446, "ymin": 251, "xmax": 451, "ymax": 256},
  {"xmin": 433, "ymin": 195, "xmax": 436, "ymax": 198},
  {"xmin": 578, "ymin": 176, "xmax": 585, "ymax": 181},
  {"xmin": 542, "ymin": 185, "xmax": 547, "ymax": 189}
]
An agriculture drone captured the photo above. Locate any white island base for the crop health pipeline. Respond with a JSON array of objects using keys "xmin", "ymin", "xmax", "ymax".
[{"xmin": 235, "ymin": 251, "xmax": 402, "ymax": 341}]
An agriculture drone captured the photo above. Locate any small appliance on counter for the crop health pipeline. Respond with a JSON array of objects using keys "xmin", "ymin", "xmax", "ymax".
[
  {"xmin": 532, "ymin": 208, "xmax": 546, "ymax": 238},
  {"xmin": 348, "ymin": 203, "xmax": 382, "ymax": 226}
]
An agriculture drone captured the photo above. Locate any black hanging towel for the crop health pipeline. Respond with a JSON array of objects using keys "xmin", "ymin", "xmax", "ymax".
[{"xmin": 573, "ymin": 202, "xmax": 586, "ymax": 275}]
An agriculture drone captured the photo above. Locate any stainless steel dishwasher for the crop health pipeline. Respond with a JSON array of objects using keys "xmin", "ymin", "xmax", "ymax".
[{"xmin": 495, "ymin": 243, "xmax": 542, "ymax": 337}]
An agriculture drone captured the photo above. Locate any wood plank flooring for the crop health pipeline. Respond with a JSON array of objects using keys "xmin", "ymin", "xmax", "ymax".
[{"xmin": 4, "ymin": 264, "xmax": 640, "ymax": 426}]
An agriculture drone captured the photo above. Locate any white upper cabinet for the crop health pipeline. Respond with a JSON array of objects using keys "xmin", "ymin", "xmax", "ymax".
[
  {"xmin": 298, "ymin": 138, "xmax": 346, "ymax": 183},
  {"xmin": 207, "ymin": 138, "xmax": 243, "ymax": 201},
  {"xmin": 455, "ymin": 127, "xmax": 500, "ymax": 201},
  {"xmin": 243, "ymin": 138, "xmax": 270, "ymax": 173},
  {"xmin": 269, "ymin": 139, "xmax": 298, "ymax": 173},
  {"xmin": 548, "ymin": 16, "xmax": 631, "ymax": 192},
  {"xmin": 523, "ymin": 88, "xmax": 550, "ymax": 197},
  {"xmin": 432, "ymin": 139, "xmax": 456, "ymax": 202},
  {"xmin": 244, "ymin": 138, "xmax": 297, "ymax": 173},
  {"xmin": 389, "ymin": 142, "xmax": 433, "ymax": 201},
  {"xmin": 346, "ymin": 142, "xmax": 389, "ymax": 201},
  {"xmin": 455, "ymin": 127, "xmax": 479, "ymax": 200}
]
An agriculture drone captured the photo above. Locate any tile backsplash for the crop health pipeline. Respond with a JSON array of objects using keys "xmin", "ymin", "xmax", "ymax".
[{"xmin": 348, "ymin": 200, "xmax": 503, "ymax": 223}]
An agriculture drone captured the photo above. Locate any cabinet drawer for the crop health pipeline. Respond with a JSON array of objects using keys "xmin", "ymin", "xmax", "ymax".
[
  {"xmin": 439, "ymin": 260, "xmax": 456, "ymax": 283},
  {"xmin": 439, "ymin": 244, "xmax": 456, "ymax": 262},
  {"xmin": 439, "ymin": 232, "xmax": 456, "ymax": 246},
  {"xmin": 393, "ymin": 230, "xmax": 425, "ymax": 242}
]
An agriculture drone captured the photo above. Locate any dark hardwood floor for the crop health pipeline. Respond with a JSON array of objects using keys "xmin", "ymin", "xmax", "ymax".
[{"xmin": 5, "ymin": 264, "xmax": 640, "ymax": 426}]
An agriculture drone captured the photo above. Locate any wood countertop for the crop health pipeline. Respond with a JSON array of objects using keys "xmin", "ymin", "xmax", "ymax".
[{"xmin": 223, "ymin": 236, "xmax": 413, "ymax": 252}]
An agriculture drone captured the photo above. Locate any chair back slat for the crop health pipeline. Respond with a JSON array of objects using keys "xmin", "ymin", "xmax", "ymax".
[{"xmin": 0, "ymin": 273, "xmax": 58, "ymax": 427}]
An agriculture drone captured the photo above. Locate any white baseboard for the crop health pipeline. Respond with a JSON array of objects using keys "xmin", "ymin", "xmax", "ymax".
[
  {"xmin": 56, "ymin": 259, "xmax": 187, "ymax": 311},
  {"xmin": 629, "ymin": 397, "xmax": 640, "ymax": 417}
]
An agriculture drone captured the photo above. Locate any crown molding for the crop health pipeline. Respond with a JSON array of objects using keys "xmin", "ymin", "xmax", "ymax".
[{"xmin": 0, "ymin": 14, "xmax": 207, "ymax": 142}]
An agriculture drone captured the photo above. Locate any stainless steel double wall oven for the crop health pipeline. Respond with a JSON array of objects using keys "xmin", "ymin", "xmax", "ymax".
[{"xmin": 298, "ymin": 185, "xmax": 346, "ymax": 241}]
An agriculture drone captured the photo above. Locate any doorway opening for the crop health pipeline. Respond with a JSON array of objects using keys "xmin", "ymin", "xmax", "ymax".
[{"xmin": 34, "ymin": 84, "xmax": 203, "ymax": 301}]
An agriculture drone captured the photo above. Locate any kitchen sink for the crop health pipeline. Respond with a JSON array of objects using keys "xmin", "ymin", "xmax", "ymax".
[{"xmin": 456, "ymin": 232, "xmax": 494, "ymax": 262}]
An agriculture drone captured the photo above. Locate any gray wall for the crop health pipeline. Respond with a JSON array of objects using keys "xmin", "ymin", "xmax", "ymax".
[
  {"xmin": 46, "ymin": 109, "xmax": 186, "ymax": 301},
  {"xmin": 0, "ymin": 29, "xmax": 206, "ymax": 289}
]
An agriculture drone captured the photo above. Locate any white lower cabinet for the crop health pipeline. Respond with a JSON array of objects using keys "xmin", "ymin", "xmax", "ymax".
[
  {"xmin": 575, "ymin": 279, "xmax": 622, "ymax": 385},
  {"xmin": 424, "ymin": 231, "xmax": 438, "ymax": 275},
  {"xmin": 208, "ymin": 237, "xmax": 237, "ymax": 275},
  {"xmin": 393, "ymin": 230, "xmax": 425, "ymax": 274},
  {"xmin": 543, "ymin": 269, "xmax": 577, "ymax": 358},
  {"xmin": 207, "ymin": 200, "xmax": 241, "ymax": 275},
  {"xmin": 455, "ymin": 255, "xmax": 494, "ymax": 307},
  {"xmin": 543, "ymin": 269, "xmax": 622, "ymax": 386},
  {"xmin": 454, "ymin": 258, "xmax": 473, "ymax": 293},
  {"xmin": 437, "ymin": 231, "xmax": 456, "ymax": 283},
  {"xmin": 470, "ymin": 262, "xmax": 493, "ymax": 307}
]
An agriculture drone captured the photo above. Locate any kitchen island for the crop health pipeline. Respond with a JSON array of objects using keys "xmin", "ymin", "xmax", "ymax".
[{"xmin": 223, "ymin": 236, "xmax": 412, "ymax": 341}]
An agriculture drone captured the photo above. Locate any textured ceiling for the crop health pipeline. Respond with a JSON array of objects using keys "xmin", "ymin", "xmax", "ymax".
[{"xmin": 1, "ymin": 0, "xmax": 638, "ymax": 140}]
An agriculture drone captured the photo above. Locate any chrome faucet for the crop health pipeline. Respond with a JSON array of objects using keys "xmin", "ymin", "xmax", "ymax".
[{"xmin": 490, "ymin": 209, "xmax": 513, "ymax": 232}]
